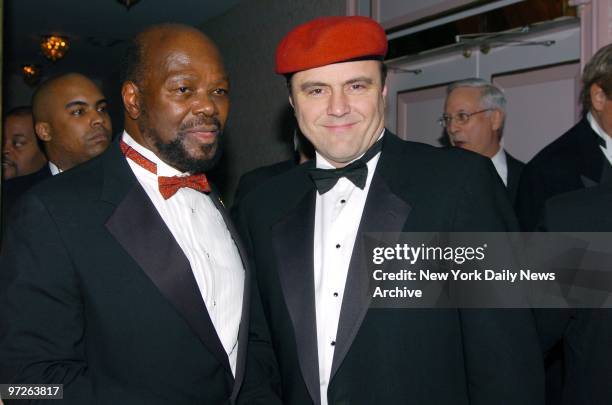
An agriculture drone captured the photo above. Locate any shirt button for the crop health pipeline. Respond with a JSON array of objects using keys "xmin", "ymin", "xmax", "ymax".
[
  {"xmin": 333, "ymin": 292, "xmax": 339, "ymax": 297},
  {"xmin": 331, "ymin": 341, "xmax": 336, "ymax": 346},
  {"xmin": 335, "ymin": 244, "xmax": 341, "ymax": 249},
  {"xmin": 340, "ymin": 199, "xmax": 346, "ymax": 204}
]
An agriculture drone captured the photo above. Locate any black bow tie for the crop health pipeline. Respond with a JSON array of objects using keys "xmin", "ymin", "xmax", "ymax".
[{"xmin": 309, "ymin": 138, "xmax": 383, "ymax": 194}]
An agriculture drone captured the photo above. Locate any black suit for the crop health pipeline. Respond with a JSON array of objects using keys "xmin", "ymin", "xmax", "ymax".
[
  {"xmin": 537, "ymin": 184, "xmax": 612, "ymax": 405},
  {"xmin": 505, "ymin": 150, "xmax": 524, "ymax": 204},
  {"xmin": 516, "ymin": 118, "xmax": 611, "ymax": 231},
  {"xmin": 237, "ymin": 132, "xmax": 544, "ymax": 405},
  {"xmin": 232, "ymin": 158, "xmax": 297, "ymax": 213},
  {"xmin": 1, "ymin": 165, "xmax": 51, "ymax": 237},
  {"xmin": 0, "ymin": 139, "xmax": 249, "ymax": 404}
]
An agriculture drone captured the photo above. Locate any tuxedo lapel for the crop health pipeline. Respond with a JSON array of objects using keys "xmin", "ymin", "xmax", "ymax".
[
  {"xmin": 330, "ymin": 133, "xmax": 412, "ymax": 380},
  {"xmin": 101, "ymin": 141, "xmax": 231, "ymax": 374},
  {"xmin": 271, "ymin": 185, "xmax": 321, "ymax": 405}
]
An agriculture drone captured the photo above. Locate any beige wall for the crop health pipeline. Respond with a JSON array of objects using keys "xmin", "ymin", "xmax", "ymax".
[{"xmin": 201, "ymin": 0, "xmax": 345, "ymax": 204}]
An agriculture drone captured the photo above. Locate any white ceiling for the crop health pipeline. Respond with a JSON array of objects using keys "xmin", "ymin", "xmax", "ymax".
[{"xmin": 5, "ymin": 0, "xmax": 243, "ymax": 78}]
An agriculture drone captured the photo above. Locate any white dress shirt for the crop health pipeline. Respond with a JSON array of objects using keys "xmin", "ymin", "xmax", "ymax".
[
  {"xmin": 48, "ymin": 161, "xmax": 62, "ymax": 175},
  {"xmin": 490, "ymin": 147, "xmax": 508, "ymax": 186},
  {"xmin": 122, "ymin": 131, "xmax": 244, "ymax": 376},
  {"xmin": 313, "ymin": 130, "xmax": 383, "ymax": 405},
  {"xmin": 588, "ymin": 112, "xmax": 612, "ymax": 166}
]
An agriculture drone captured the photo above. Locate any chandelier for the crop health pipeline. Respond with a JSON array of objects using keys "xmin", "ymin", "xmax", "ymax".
[
  {"xmin": 40, "ymin": 35, "xmax": 70, "ymax": 62},
  {"xmin": 117, "ymin": 0, "xmax": 141, "ymax": 9},
  {"xmin": 22, "ymin": 64, "xmax": 42, "ymax": 86}
]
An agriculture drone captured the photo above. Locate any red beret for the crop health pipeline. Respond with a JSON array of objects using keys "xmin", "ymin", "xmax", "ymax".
[{"xmin": 275, "ymin": 16, "xmax": 387, "ymax": 75}]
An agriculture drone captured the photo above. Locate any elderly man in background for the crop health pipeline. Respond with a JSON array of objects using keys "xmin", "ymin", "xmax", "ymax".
[{"xmin": 442, "ymin": 78, "xmax": 524, "ymax": 202}]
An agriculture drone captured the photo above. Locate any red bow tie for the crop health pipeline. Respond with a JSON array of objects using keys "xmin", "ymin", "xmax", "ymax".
[{"xmin": 120, "ymin": 139, "xmax": 211, "ymax": 199}]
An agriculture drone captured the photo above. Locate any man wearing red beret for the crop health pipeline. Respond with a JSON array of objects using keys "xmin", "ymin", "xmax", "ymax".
[{"xmin": 236, "ymin": 16, "xmax": 543, "ymax": 405}]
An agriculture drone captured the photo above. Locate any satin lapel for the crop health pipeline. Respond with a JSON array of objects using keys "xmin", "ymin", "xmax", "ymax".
[
  {"xmin": 330, "ymin": 136, "xmax": 412, "ymax": 380},
  {"xmin": 209, "ymin": 189, "xmax": 251, "ymax": 400},
  {"xmin": 102, "ymin": 142, "xmax": 231, "ymax": 374},
  {"xmin": 271, "ymin": 188, "xmax": 321, "ymax": 405}
]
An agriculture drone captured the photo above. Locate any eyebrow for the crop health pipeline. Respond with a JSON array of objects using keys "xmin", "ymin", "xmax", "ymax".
[
  {"xmin": 299, "ymin": 76, "xmax": 374, "ymax": 91},
  {"xmin": 65, "ymin": 99, "xmax": 108, "ymax": 109}
]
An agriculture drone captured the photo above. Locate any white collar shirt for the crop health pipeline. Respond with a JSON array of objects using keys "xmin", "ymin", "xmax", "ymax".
[
  {"xmin": 313, "ymin": 129, "xmax": 384, "ymax": 405},
  {"xmin": 48, "ymin": 161, "xmax": 62, "ymax": 175},
  {"xmin": 490, "ymin": 147, "xmax": 508, "ymax": 186},
  {"xmin": 588, "ymin": 111, "xmax": 612, "ymax": 166}
]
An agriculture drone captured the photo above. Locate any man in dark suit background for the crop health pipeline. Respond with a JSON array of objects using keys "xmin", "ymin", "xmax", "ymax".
[
  {"xmin": 237, "ymin": 16, "xmax": 543, "ymax": 405},
  {"xmin": 1, "ymin": 106, "xmax": 47, "ymax": 181},
  {"xmin": 515, "ymin": 42, "xmax": 612, "ymax": 405},
  {"xmin": 1, "ymin": 74, "xmax": 113, "ymax": 240},
  {"xmin": 442, "ymin": 78, "xmax": 524, "ymax": 203},
  {"xmin": 0, "ymin": 24, "xmax": 248, "ymax": 404},
  {"xmin": 537, "ymin": 184, "xmax": 612, "ymax": 404},
  {"xmin": 516, "ymin": 43, "xmax": 612, "ymax": 231}
]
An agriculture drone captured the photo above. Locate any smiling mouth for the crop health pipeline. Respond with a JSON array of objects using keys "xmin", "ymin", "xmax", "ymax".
[{"xmin": 322, "ymin": 122, "xmax": 357, "ymax": 132}]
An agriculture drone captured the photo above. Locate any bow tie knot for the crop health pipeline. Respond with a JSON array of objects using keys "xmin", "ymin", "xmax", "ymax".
[
  {"xmin": 158, "ymin": 174, "xmax": 211, "ymax": 199},
  {"xmin": 308, "ymin": 137, "xmax": 383, "ymax": 194}
]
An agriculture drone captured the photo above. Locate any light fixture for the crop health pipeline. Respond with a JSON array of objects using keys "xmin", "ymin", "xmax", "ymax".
[
  {"xmin": 117, "ymin": 0, "xmax": 141, "ymax": 9},
  {"xmin": 40, "ymin": 35, "xmax": 70, "ymax": 62},
  {"xmin": 22, "ymin": 64, "xmax": 42, "ymax": 86}
]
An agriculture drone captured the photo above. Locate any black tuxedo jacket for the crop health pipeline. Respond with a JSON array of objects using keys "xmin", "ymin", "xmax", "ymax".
[
  {"xmin": 232, "ymin": 158, "xmax": 297, "ymax": 214},
  {"xmin": 236, "ymin": 132, "xmax": 544, "ymax": 405},
  {"xmin": 537, "ymin": 184, "xmax": 612, "ymax": 405},
  {"xmin": 505, "ymin": 150, "xmax": 524, "ymax": 204},
  {"xmin": 1, "ymin": 165, "xmax": 51, "ymax": 237},
  {"xmin": 515, "ymin": 118, "xmax": 611, "ymax": 231},
  {"xmin": 0, "ymin": 139, "xmax": 250, "ymax": 404}
]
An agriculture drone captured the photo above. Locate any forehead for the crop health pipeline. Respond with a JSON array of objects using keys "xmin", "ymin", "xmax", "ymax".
[
  {"xmin": 4, "ymin": 114, "xmax": 34, "ymax": 135},
  {"xmin": 445, "ymin": 87, "xmax": 483, "ymax": 110},
  {"xmin": 53, "ymin": 76, "xmax": 104, "ymax": 105},
  {"xmin": 145, "ymin": 32, "xmax": 225, "ymax": 81},
  {"xmin": 292, "ymin": 60, "xmax": 381, "ymax": 85}
]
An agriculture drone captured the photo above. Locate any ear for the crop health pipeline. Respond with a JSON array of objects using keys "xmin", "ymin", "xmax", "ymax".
[
  {"xmin": 289, "ymin": 94, "xmax": 295, "ymax": 108},
  {"xmin": 382, "ymin": 84, "xmax": 388, "ymax": 108},
  {"xmin": 122, "ymin": 81, "xmax": 142, "ymax": 120},
  {"xmin": 35, "ymin": 122, "xmax": 52, "ymax": 142},
  {"xmin": 590, "ymin": 83, "xmax": 607, "ymax": 113},
  {"xmin": 490, "ymin": 109, "xmax": 504, "ymax": 132}
]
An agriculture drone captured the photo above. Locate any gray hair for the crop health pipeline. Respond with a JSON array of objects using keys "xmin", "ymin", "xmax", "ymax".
[
  {"xmin": 580, "ymin": 43, "xmax": 612, "ymax": 116},
  {"xmin": 446, "ymin": 78, "xmax": 506, "ymax": 137}
]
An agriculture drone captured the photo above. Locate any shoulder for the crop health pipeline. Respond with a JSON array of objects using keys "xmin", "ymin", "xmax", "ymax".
[
  {"xmin": 527, "ymin": 119, "xmax": 591, "ymax": 168},
  {"xmin": 543, "ymin": 183, "xmax": 612, "ymax": 231}
]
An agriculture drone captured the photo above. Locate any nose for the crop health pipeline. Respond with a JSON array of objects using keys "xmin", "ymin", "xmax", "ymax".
[
  {"xmin": 2, "ymin": 142, "xmax": 12, "ymax": 157},
  {"xmin": 447, "ymin": 118, "xmax": 461, "ymax": 136},
  {"xmin": 91, "ymin": 109, "xmax": 106, "ymax": 127},
  {"xmin": 327, "ymin": 90, "xmax": 350, "ymax": 117},
  {"xmin": 193, "ymin": 93, "xmax": 218, "ymax": 117}
]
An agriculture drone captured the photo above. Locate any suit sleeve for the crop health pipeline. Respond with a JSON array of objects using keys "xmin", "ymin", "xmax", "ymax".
[
  {"xmin": 0, "ymin": 193, "xmax": 97, "ymax": 403},
  {"xmin": 234, "ymin": 201, "xmax": 283, "ymax": 405},
  {"xmin": 453, "ymin": 158, "xmax": 545, "ymax": 405}
]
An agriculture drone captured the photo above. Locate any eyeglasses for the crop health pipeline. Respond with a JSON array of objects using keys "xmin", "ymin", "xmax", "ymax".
[{"xmin": 437, "ymin": 109, "xmax": 493, "ymax": 128}]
